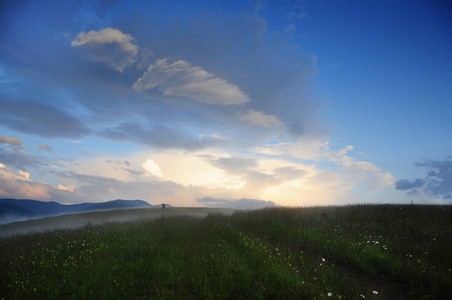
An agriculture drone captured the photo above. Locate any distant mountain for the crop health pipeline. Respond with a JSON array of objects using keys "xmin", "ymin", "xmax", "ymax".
[{"xmin": 0, "ymin": 198, "xmax": 169, "ymax": 225}]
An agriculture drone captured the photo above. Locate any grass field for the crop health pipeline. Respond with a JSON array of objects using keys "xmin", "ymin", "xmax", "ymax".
[{"xmin": 1, "ymin": 205, "xmax": 451, "ymax": 299}]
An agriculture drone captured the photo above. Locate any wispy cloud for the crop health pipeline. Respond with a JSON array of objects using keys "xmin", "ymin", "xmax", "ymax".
[
  {"xmin": 37, "ymin": 144, "xmax": 53, "ymax": 151},
  {"xmin": 102, "ymin": 122, "xmax": 221, "ymax": 151},
  {"xmin": 0, "ymin": 97, "xmax": 91, "ymax": 139},
  {"xmin": 0, "ymin": 135, "xmax": 23, "ymax": 146},
  {"xmin": 0, "ymin": 148, "xmax": 46, "ymax": 171},
  {"xmin": 239, "ymin": 109, "xmax": 283, "ymax": 127},
  {"xmin": 133, "ymin": 59, "xmax": 250, "ymax": 105}
]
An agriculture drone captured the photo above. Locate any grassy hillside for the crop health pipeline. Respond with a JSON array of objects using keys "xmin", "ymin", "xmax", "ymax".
[
  {"xmin": 1, "ymin": 205, "xmax": 451, "ymax": 299},
  {"xmin": 0, "ymin": 207, "xmax": 235, "ymax": 237}
]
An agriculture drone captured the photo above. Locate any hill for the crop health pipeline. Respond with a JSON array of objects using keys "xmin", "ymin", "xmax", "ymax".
[
  {"xmin": 0, "ymin": 205, "xmax": 450, "ymax": 299},
  {"xmin": 0, "ymin": 198, "xmax": 167, "ymax": 225}
]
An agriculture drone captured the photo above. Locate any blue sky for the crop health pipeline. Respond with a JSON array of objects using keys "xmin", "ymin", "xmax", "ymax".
[{"xmin": 1, "ymin": 0, "xmax": 451, "ymax": 208}]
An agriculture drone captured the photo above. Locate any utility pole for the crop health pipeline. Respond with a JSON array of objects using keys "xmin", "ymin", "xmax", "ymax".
[{"xmin": 161, "ymin": 203, "xmax": 165, "ymax": 226}]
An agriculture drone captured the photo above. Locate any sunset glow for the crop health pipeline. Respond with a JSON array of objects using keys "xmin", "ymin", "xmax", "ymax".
[{"xmin": 1, "ymin": 0, "xmax": 451, "ymax": 207}]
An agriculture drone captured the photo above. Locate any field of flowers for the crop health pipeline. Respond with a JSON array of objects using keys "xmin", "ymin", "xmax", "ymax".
[{"xmin": 1, "ymin": 205, "xmax": 451, "ymax": 299}]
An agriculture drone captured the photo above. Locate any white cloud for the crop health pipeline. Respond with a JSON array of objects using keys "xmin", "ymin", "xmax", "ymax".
[
  {"xmin": 239, "ymin": 109, "xmax": 283, "ymax": 127},
  {"xmin": 0, "ymin": 163, "xmax": 31, "ymax": 181},
  {"xmin": 133, "ymin": 59, "xmax": 250, "ymax": 105},
  {"xmin": 0, "ymin": 163, "xmax": 51, "ymax": 199},
  {"xmin": 324, "ymin": 145, "xmax": 395, "ymax": 192},
  {"xmin": 71, "ymin": 28, "xmax": 139, "ymax": 72},
  {"xmin": 251, "ymin": 138, "xmax": 394, "ymax": 196},
  {"xmin": 57, "ymin": 184, "xmax": 75, "ymax": 192},
  {"xmin": 142, "ymin": 159, "xmax": 163, "ymax": 178},
  {"xmin": 252, "ymin": 138, "xmax": 330, "ymax": 160}
]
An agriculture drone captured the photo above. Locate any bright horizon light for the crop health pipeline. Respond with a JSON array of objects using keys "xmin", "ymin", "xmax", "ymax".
[{"xmin": 0, "ymin": 0, "xmax": 451, "ymax": 208}]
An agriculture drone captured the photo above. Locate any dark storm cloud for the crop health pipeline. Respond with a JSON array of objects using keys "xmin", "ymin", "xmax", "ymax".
[
  {"xmin": 395, "ymin": 160, "xmax": 452, "ymax": 200},
  {"xmin": 0, "ymin": 97, "xmax": 91, "ymax": 139},
  {"xmin": 197, "ymin": 196, "xmax": 277, "ymax": 209}
]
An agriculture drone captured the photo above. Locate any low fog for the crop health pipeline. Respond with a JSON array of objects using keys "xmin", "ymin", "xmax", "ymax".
[{"xmin": 0, "ymin": 207, "xmax": 236, "ymax": 238}]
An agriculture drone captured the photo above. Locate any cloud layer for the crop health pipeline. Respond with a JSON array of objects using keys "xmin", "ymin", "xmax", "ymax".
[{"xmin": 0, "ymin": 1, "xmax": 402, "ymax": 208}]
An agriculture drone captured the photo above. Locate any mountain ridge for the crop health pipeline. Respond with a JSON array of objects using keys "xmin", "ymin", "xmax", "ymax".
[{"xmin": 0, "ymin": 198, "xmax": 170, "ymax": 225}]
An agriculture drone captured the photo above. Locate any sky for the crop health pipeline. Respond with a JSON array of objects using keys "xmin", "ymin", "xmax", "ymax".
[{"xmin": 1, "ymin": 0, "xmax": 451, "ymax": 208}]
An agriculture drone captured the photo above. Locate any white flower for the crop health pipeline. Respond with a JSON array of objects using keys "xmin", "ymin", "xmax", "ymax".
[
  {"xmin": 373, "ymin": 291, "xmax": 378, "ymax": 295},
  {"xmin": 328, "ymin": 293, "xmax": 332, "ymax": 297}
]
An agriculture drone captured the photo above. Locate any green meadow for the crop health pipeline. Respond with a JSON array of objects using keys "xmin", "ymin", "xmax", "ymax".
[{"xmin": 1, "ymin": 205, "xmax": 451, "ymax": 299}]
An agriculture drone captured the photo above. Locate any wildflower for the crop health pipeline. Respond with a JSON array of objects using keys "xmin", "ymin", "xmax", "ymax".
[
  {"xmin": 373, "ymin": 291, "xmax": 378, "ymax": 295},
  {"xmin": 322, "ymin": 258, "xmax": 326, "ymax": 262},
  {"xmin": 328, "ymin": 292, "xmax": 332, "ymax": 296},
  {"xmin": 360, "ymin": 295, "xmax": 366, "ymax": 298}
]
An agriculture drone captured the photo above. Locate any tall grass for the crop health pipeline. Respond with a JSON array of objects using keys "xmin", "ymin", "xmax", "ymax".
[{"xmin": 1, "ymin": 205, "xmax": 451, "ymax": 299}]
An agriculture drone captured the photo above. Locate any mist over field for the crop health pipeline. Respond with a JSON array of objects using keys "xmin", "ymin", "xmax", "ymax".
[
  {"xmin": 0, "ymin": 207, "xmax": 235, "ymax": 238},
  {"xmin": 1, "ymin": 205, "xmax": 451, "ymax": 299}
]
